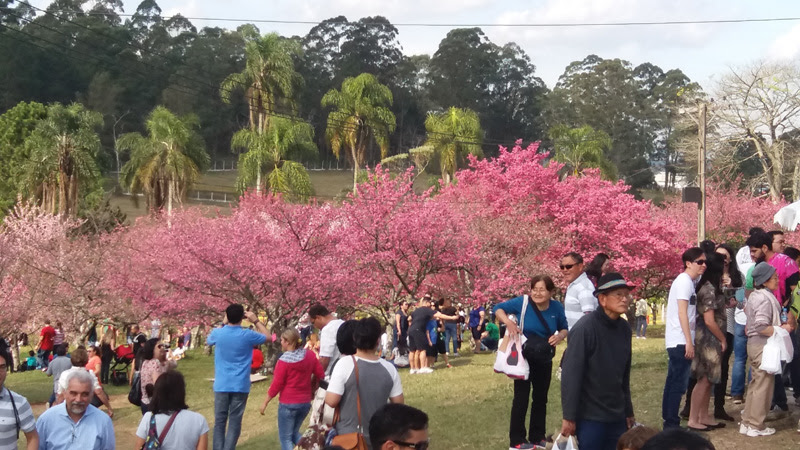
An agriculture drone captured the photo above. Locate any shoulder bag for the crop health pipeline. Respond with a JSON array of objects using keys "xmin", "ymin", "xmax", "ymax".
[
  {"xmin": 522, "ymin": 297, "xmax": 557, "ymax": 363},
  {"xmin": 330, "ymin": 356, "xmax": 368, "ymax": 450},
  {"xmin": 128, "ymin": 371, "xmax": 143, "ymax": 406},
  {"xmin": 141, "ymin": 411, "xmax": 179, "ymax": 450}
]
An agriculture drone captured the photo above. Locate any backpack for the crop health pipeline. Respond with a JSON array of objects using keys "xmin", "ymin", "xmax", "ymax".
[{"xmin": 141, "ymin": 411, "xmax": 179, "ymax": 450}]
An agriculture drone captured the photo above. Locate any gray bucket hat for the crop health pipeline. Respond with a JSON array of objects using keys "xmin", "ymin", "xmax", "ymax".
[{"xmin": 752, "ymin": 262, "xmax": 776, "ymax": 287}]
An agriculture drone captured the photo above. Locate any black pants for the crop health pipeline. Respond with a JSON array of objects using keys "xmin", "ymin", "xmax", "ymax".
[
  {"xmin": 509, "ymin": 358, "xmax": 552, "ymax": 446},
  {"xmin": 100, "ymin": 358, "xmax": 111, "ymax": 384}
]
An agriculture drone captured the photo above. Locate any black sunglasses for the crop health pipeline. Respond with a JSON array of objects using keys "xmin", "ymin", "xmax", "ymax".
[
  {"xmin": 392, "ymin": 441, "xmax": 429, "ymax": 450},
  {"xmin": 693, "ymin": 259, "xmax": 706, "ymax": 265},
  {"xmin": 559, "ymin": 263, "xmax": 576, "ymax": 270}
]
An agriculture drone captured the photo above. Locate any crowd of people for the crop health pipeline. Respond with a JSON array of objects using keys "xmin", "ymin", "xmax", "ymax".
[{"xmin": 1, "ymin": 228, "xmax": 799, "ymax": 450}]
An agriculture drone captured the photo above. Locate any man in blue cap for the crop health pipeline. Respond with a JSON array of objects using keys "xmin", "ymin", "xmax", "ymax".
[{"xmin": 560, "ymin": 272, "xmax": 636, "ymax": 450}]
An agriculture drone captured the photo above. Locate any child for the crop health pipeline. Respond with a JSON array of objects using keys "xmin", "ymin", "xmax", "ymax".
[
  {"xmin": 26, "ymin": 350, "xmax": 37, "ymax": 371},
  {"xmin": 388, "ymin": 341, "xmax": 410, "ymax": 368}
]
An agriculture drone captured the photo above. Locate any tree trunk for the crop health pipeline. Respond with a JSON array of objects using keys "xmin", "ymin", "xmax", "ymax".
[
  {"xmin": 793, "ymin": 160, "xmax": 800, "ymax": 203},
  {"xmin": 256, "ymin": 164, "xmax": 262, "ymax": 195},
  {"xmin": 167, "ymin": 178, "xmax": 173, "ymax": 227},
  {"xmin": 351, "ymin": 145, "xmax": 359, "ymax": 195}
]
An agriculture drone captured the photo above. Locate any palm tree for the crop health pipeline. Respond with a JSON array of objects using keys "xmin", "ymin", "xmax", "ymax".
[
  {"xmin": 117, "ymin": 106, "xmax": 209, "ymax": 217},
  {"xmin": 322, "ymin": 73, "xmax": 396, "ymax": 193},
  {"xmin": 220, "ymin": 31, "xmax": 301, "ymax": 134},
  {"xmin": 548, "ymin": 125, "xmax": 616, "ymax": 179},
  {"xmin": 423, "ymin": 107, "xmax": 483, "ymax": 185},
  {"xmin": 233, "ymin": 117, "xmax": 317, "ymax": 200},
  {"xmin": 23, "ymin": 103, "xmax": 103, "ymax": 216}
]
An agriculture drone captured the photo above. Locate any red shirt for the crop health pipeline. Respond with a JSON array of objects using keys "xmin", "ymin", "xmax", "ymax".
[
  {"xmin": 251, "ymin": 349, "xmax": 264, "ymax": 370},
  {"xmin": 40, "ymin": 326, "xmax": 56, "ymax": 351},
  {"xmin": 267, "ymin": 349, "xmax": 324, "ymax": 404}
]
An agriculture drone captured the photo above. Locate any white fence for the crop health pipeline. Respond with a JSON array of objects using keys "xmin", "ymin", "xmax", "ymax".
[{"xmin": 208, "ymin": 159, "xmax": 352, "ymax": 172}]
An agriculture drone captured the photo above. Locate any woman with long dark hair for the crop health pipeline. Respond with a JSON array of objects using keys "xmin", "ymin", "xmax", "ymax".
[
  {"xmin": 140, "ymin": 338, "xmax": 176, "ymax": 415},
  {"xmin": 714, "ymin": 243, "xmax": 743, "ymax": 420},
  {"xmin": 687, "ymin": 252, "xmax": 728, "ymax": 430},
  {"xmin": 584, "ymin": 253, "xmax": 610, "ymax": 286},
  {"xmin": 134, "ymin": 370, "xmax": 209, "ymax": 449}
]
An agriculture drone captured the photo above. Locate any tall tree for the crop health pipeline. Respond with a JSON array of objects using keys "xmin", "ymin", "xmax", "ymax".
[
  {"xmin": 232, "ymin": 116, "xmax": 317, "ymax": 200},
  {"xmin": 22, "ymin": 102, "xmax": 103, "ymax": 216},
  {"xmin": 548, "ymin": 125, "xmax": 616, "ymax": 179},
  {"xmin": 423, "ymin": 107, "xmax": 483, "ymax": 184},
  {"xmin": 220, "ymin": 31, "xmax": 302, "ymax": 134},
  {"xmin": 322, "ymin": 73, "xmax": 396, "ymax": 193},
  {"xmin": 0, "ymin": 101, "xmax": 47, "ymax": 214},
  {"xmin": 117, "ymin": 106, "xmax": 209, "ymax": 217},
  {"xmin": 715, "ymin": 60, "xmax": 800, "ymax": 202}
]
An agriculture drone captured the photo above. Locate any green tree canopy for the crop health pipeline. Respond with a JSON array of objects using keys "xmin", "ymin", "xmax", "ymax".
[
  {"xmin": 0, "ymin": 101, "xmax": 47, "ymax": 214},
  {"xmin": 22, "ymin": 102, "xmax": 103, "ymax": 216},
  {"xmin": 232, "ymin": 116, "xmax": 317, "ymax": 201},
  {"xmin": 322, "ymin": 73, "xmax": 396, "ymax": 193},
  {"xmin": 117, "ymin": 105, "xmax": 209, "ymax": 216},
  {"xmin": 423, "ymin": 107, "xmax": 483, "ymax": 184},
  {"xmin": 548, "ymin": 124, "xmax": 616, "ymax": 180}
]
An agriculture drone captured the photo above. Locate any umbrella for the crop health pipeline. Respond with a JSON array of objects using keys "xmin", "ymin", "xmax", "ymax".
[{"xmin": 774, "ymin": 200, "xmax": 800, "ymax": 231}]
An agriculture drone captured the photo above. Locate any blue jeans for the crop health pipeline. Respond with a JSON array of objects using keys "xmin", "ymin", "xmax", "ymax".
[
  {"xmin": 213, "ymin": 392, "xmax": 249, "ymax": 450},
  {"xmin": 636, "ymin": 316, "xmax": 647, "ymax": 337},
  {"xmin": 278, "ymin": 402, "xmax": 311, "ymax": 450},
  {"xmin": 576, "ymin": 419, "xmax": 627, "ymax": 450},
  {"xmin": 444, "ymin": 323, "xmax": 458, "ymax": 354},
  {"xmin": 662, "ymin": 345, "xmax": 691, "ymax": 428},
  {"xmin": 37, "ymin": 349, "xmax": 51, "ymax": 369},
  {"xmin": 732, "ymin": 322, "xmax": 748, "ymax": 396}
]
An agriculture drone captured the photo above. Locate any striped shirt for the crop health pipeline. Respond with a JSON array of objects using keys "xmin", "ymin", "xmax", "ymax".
[
  {"xmin": 0, "ymin": 387, "xmax": 36, "ymax": 450},
  {"xmin": 564, "ymin": 272, "xmax": 598, "ymax": 330}
]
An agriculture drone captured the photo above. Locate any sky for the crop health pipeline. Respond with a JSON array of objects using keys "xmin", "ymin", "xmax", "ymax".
[{"xmin": 29, "ymin": 0, "xmax": 800, "ymax": 89}]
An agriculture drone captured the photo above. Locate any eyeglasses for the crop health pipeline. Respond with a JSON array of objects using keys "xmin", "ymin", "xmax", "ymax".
[
  {"xmin": 693, "ymin": 259, "xmax": 706, "ymax": 266},
  {"xmin": 531, "ymin": 288, "xmax": 550, "ymax": 294},
  {"xmin": 392, "ymin": 440, "xmax": 429, "ymax": 450},
  {"xmin": 559, "ymin": 263, "xmax": 576, "ymax": 270}
]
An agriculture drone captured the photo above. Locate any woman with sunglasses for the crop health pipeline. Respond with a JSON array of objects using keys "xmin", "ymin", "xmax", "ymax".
[{"xmin": 140, "ymin": 338, "xmax": 177, "ymax": 415}]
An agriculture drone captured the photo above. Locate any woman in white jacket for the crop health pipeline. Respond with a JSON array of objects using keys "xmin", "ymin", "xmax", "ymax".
[{"xmin": 740, "ymin": 262, "xmax": 793, "ymax": 437}]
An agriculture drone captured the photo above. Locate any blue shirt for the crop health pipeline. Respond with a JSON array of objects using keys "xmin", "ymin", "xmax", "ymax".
[
  {"xmin": 427, "ymin": 320, "xmax": 437, "ymax": 343},
  {"xmin": 36, "ymin": 403, "xmax": 115, "ymax": 450},
  {"xmin": 206, "ymin": 324, "xmax": 267, "ymax": 393},
  {"xmin": 469, "ymin": 306, "xmax": 485, "ymax": 328},
  {"xmin": 494, "ymin": 296, "xmax": 568, "ymax": 339}
]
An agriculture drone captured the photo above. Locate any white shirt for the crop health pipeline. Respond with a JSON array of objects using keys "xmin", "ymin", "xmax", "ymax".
[
  {"xmin": 136, "ymin": 410, "xmax": 209, "ymax": 450},
  {"xmin": 736, "ymin": 246, "xmax": 752, "ymax": 267},
  {"xmin": 319, "ymin": 319, "xmax": 344, "ymax": 379},
  {"xmin": 665, "ymin": 272, "xmax": 698, "ymax": 348},
  {"xmin": 564, "ymin": 272, "xmax": 598, "ymax": 330}
]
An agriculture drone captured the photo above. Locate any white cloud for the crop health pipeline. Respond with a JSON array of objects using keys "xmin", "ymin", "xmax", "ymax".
[{"xmin": 768, "ymin": 23, "xmax": 800, "ymax": 61}]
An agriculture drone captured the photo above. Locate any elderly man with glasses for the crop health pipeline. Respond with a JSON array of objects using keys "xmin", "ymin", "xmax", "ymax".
[{"xmin": 36, "ymin": 369, "xmax": 114, "ymax": 450}]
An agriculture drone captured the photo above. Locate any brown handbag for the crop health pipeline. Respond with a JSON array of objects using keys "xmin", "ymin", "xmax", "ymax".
[{"xmin": 330, "ymin": 356, "xmax": 368, "ymax": 450}]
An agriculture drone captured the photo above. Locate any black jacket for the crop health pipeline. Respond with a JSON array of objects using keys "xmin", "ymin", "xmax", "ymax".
[{"xmin": 560, "ymin": 307, "xmax": 634, "ymax": 422}]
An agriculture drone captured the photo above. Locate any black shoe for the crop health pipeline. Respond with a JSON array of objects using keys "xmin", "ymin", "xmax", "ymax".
[
  {"xmin": 679, "ymin": 409, "xmax": 690, "ymax": 419},
  {"xmin": 688, "ymin": 425, "xmax": 711, "ymax": 432},
  {"xmin": 714, "ymin": 411, "xmax": 735, "ymax": 422}
]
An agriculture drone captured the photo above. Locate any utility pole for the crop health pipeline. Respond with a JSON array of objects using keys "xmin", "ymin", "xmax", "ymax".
[{"xmin": 698, "ymin": 102, "xmax": 707, "ymax": 244}]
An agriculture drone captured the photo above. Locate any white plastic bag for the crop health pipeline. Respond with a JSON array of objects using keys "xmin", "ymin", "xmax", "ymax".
[
  {"xmin": 494, "ymin": 296, "xmax": 530, "ymax": 380},
  {"xmin": 554, "ymin": 433, "xmax": 578, "ymax": 450},
  {"xmin": 773, "ymin": 326, "xmax": 794, "ymax": 362},
  {"xmin": 760, "ymin": 333, "xmax": 783, "ymax": 375}
]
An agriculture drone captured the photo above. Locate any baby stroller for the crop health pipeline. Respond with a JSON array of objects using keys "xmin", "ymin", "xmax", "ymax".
[{"xmin": 109, "ymin": 344, "xmax": 135, "ymax": 386}]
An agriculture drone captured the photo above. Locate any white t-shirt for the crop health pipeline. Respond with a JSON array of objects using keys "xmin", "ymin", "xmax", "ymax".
[
  {"xmin": 136, "ymin": 410, "xmax": 209, "ymax": 450},
  {"xmin": 56, "ymin": 367, "xmax": 101, "ymax": 394},
  {"xmin": 665, "ymin": 272, "xmax": 698, "ymax": 348},
  {"xmin": 319, "ymin": 319, "xmax": 344, "ymax": 378}
]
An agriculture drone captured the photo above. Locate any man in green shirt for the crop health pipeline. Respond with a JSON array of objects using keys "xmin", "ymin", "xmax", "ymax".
[{"xmin": 481, "ymin": 321, "xmax": 500, "ymax": 351}]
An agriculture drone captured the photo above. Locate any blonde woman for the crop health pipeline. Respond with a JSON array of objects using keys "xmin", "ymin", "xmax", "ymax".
[{"xmin": 260, "ymin": 328, "xmax": 324, "ymax": 450}]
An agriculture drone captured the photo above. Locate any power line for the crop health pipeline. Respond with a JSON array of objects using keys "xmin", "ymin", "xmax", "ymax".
[{"xmin": 19, "ymin": 10, "xmax": 800, "ymax": 28}]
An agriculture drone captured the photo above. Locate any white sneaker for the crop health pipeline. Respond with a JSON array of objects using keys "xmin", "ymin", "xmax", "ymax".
[
  {"xmin": 738, "ymin": 423, "xmax": 750, "ymax": 435},
  {"xmin": 642, "ymin": 336, "xmax": 647, "ymax": 339},
  {"xmin": 453, "ymin": 353, "xmax": 459, "ymax": 357},
  {"xmin": 746, "ymin": 427, "xmax": 776, "ymax": 437},
  {"xmin": 418, "ymin": 367, "xmax": 434, "ymax": 374},
  {"xmin": 409, "ymin": 369, "xmax": 418, "ymax": 374}
]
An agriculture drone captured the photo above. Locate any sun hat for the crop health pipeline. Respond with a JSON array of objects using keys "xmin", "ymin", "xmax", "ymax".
[
  {"xmin": 594, "ymin": 272, "xmax": 636, "ymax": 296},
  {"xmin": 751, "ymin": 262, "xmax": 776, "ymax": 287}
]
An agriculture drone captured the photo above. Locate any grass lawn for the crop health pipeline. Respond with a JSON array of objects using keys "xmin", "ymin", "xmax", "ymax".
[{"xmin": 10, "ymin": 327, "xmax": 800, "ymax": 449}]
